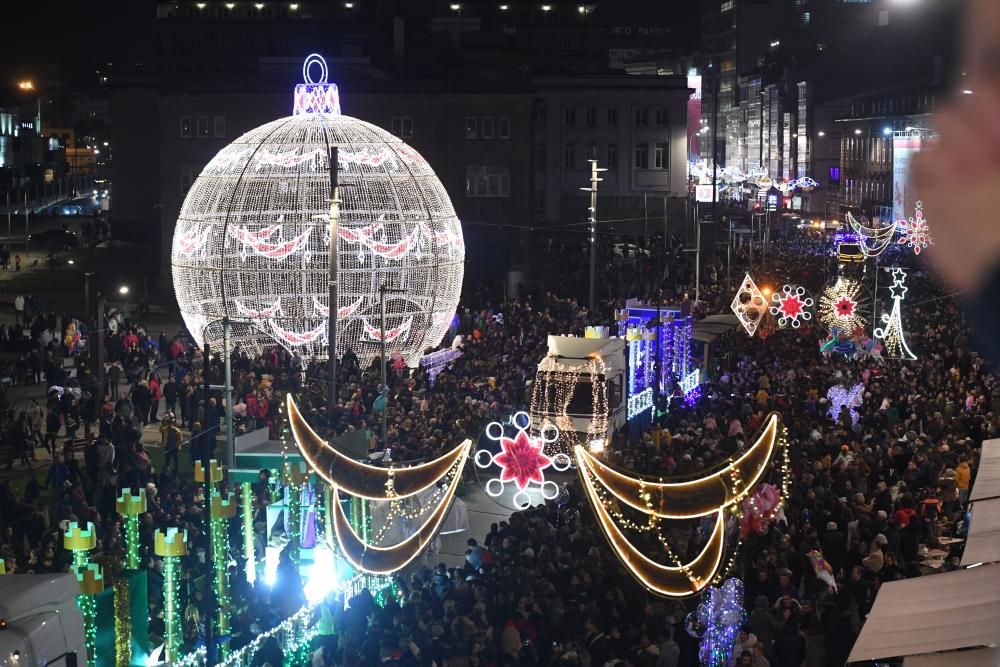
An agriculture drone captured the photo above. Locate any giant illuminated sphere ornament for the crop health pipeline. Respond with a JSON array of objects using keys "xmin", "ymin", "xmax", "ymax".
[{"xmin": 171, "ymin": 54, "xmax": 465, "ymax": 366}]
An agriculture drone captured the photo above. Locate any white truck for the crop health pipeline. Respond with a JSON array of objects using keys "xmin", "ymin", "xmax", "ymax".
[
  {"xmin": 0, "ymin": 574, "xmax": 87, "ymax": 667},
  {"xmin": 530, "ymin": 334, "xmax": 626, "ymax": 450}
]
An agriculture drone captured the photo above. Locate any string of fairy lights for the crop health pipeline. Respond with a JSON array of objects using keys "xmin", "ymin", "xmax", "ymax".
[
  {"xmin": 531, "ymin": 354, "xmax": 610, "ymax": 454},
  {"xmin": 576, "ymin": 419, "xmax": 791, "ymax": 596}
]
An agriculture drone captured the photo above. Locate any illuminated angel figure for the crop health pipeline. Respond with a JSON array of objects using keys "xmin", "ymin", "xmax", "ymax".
[
  {"xmin": 896, "ymin": 201, "xmax": 933, "ymax": 255},
  {"xmin": 475, "ymin": 412, "xmax": 571, "ymax": 510}
]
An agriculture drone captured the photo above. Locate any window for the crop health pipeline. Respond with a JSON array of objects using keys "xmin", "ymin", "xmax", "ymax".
[
  {"xmin": 607, "ymin": 107, "xmax": 618, "ymax": 126},
  {"xmin": 634, "ymin": 143, "xmax": 648, "ymax": 169},
  {"xmin": 585, "ymin": 107, "xmax": 596, "ymax": 127},
  {"xmin": 564, "ymin": 107, "xmax": 576, "ymax": 128},
  {"xmin": 180, "ymin": 168, "xmax": 193, "ymax": 195},
  {"xmin": 482, "ymin": 117, "xmax": 494, "ymax": 139},
  {"xmin": 534, "ymin": 106, "xmax": 546, "ymax": 128},
  {"xmin": 180, "ymin": 116, "xmax": 192, "ymax": 138},
  {"xmin": 634, "ymin": 108, "xmax": 648, "ymax": 127},
  {"xmin": 654, "ymin": 109, "xmax": 668, "ymax": 127},
  {"xmin": 721, "ymin": 0, "xmax": 734, "ymax": 11},
  {"xmin": 391, "ymin": 116, "xmax": 413, "ymax": 139},
  {"xmin": 654, "ymin": 142, "xmax": 668, "ymax": 169},
  {"xmin": 213, "ymin": 115, "xmax": 226, "ymax": 138},
  {"xmin": 829, "ymin": 166, "xmax": 841, "ymax": 182},
  {"xmin": 498, "ymin": 116, "xmax": 510, "ymax": 139},
  {"xmin": 606, "ymin": 143, "xmax": 618, "ymax": 170},
  {"xmin": 465, "ymin": 116, "xmax": 478, "ymax": 139},
  {"xmin": 588, "ymin": 142, "xmax": 597, "ymax": 160},
  {"xmin": 197, "ymin": 116, "xmax": 209, "ymax": 138},
  {"xmin": 534, "ymin": 144, "xmax": 546, "ymax": 169},
  {"xmin": 533, "ymin": 189, "xmax": 545, "ymax": 214},
  {"xmin": 564, "ymin": 142, "xmax": 575, "ymax": 169},
  {"xmin": 465, "ymin": 166, "xmax": 510, "ymax": 198}
]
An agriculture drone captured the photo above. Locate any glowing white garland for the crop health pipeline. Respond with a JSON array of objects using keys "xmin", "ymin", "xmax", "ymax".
[
  {"xmin": 628, "ymin": 387, "xmax": 654, "ymax": 419},
  {"xmin": 845, "ymin": 211, "xmax": 897, "ymax": 258}
]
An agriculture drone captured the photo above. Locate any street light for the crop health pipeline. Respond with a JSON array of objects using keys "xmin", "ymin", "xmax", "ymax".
[
  {"xmin": 883, "ymin": 127, "xmax": 892, "ymax": 135},
  {"xmin": 118, "ymin": 285, "xmax": 129, "ymax": 295},
  {"xmin": 818, "ymin": 131, "xmax": 826, "ymax": 137},
  {"xmin": 854, "ymin": 128, "xmax": 862, "ymax": 135}
]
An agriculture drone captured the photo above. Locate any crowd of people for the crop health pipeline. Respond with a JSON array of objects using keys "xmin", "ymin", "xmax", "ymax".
[{"xmin": 0, "ymin": 232, "xmax": 992, "ymax": 667}]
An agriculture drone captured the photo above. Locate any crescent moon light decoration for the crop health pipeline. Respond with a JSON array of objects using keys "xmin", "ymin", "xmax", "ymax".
[
  {"xmin": 574, "ymin": 413, "xmax": 786, "ymax": 597},
  {"xmin": 330, "ymin": 444, "xmax": 470, "ymax": 574},
  {"xmin": 575, "ymin": 413, "xmax": 779, "ymax": 519},
  {"xmin": 287, "ymin": 393, "xmax": 471, "ymax": 574},
  {"xmin": 578, "ymin": 460, "xmax": 727, "ymax": 597},
  {"xmin": 287, "ymin": 394, "xmax": 468, "ymax": 500}
]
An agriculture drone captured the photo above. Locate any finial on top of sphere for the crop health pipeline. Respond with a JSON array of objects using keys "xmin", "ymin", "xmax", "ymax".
[{"xmin": 294, "ymin": 53, "xmax": 341, "ymax": 116}]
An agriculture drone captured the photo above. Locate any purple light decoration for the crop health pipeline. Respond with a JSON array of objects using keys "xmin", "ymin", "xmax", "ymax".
[
  {"xmin": 833, "ymin": 231, "xmax": 860, "ymax": 245},
  {"xmin": 686, "ymin": 578, "xmax": 745, "ymax": 667},
  {"xmin": 827, "ymin": 382, "xmax": 864, "ymax": 427}
]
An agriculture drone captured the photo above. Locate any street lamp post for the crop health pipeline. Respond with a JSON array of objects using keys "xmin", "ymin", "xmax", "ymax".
[
  {"xmin": 580, "ymin": 159, "xmax": 607, "ymax": 314},
  {"xmin": 327, "ymin": 147, "xmax": 340, "ymax": 415},
  {"xmin": 378, "ymin": 284, "xmax": 405, "ymax": 447}
]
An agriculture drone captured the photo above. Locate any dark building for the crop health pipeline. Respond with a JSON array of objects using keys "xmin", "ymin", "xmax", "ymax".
[
  {"xmin": 109, "ymin": 0, "xmax": 698, "ymax": 286},
  {"xmin": 698, "ymin": 0, "xmax": 961, "ymax": 217}
]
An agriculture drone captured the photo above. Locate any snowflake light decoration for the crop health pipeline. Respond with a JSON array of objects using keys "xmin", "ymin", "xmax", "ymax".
[
  {"xmin": 769, "ymin": 284, "xmax": 813, "ymax": 329},
  {"xmin": 896, "ymin": 200, "xmax": 933, "ymax": 255},
  {"xmin": 818, "ymin": 278, "xmax": 869, "ymax": 332},
  {"xmin": 475, "ymin": 412, "xmax": 571, "ymax": 510},
  {"xmin": 171, "ymin": 54, "xmax": 464, "ymax": 367},
  {"xmin": 731, "ymin": 273, "xmax": 768, "ymax": 336}
]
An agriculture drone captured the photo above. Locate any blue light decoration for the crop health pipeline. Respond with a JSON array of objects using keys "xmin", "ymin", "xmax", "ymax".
[
  {"xmin": 616, "ymin": 299, "xmax": 697, "ymax": 419},
  {"xmin": 833, "ymin": 231, "xmax": 860, "ymax": 245},
  {"xmin": 827, "ymin": 382, "xmax": 864, "ymax": 427},
  {"xmin": 293, "ymin": 53, "xmax": 342, "ymax": 116},
  {"xmin": 685, "ymin": 578, "xmax": 746, "ymax": 667}
]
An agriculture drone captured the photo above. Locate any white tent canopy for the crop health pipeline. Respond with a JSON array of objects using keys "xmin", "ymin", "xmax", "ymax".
[
  {"xmin": 969, "ymin": 438, "xmax": 1000, "ymax": 502},
  {"xmin": 847, "ymin": 563, "xmax": 1000, "ymax": 663},
  {"xmin": 961, "ymin": 496, "xmax": 1000, "ymax": 566},
  {"xmin": 904, "ymin": 647, "xmax": 1000, "ymax": 667}
]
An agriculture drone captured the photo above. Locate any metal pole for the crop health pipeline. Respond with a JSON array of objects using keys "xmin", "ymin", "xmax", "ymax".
[
  {"xmin": 588, "ymin": 166, "xmax": 597, "ymax": 313},
  {"xmin": 327, "ymin": 147, "xmax": 340, "ymax": 415},
  {"xmin": 6, "ymin": 192, "xmax": 9, "ymax": 248},
  {"xmin": 223, "ymin": 317, "xmax": 234, "ymax": 469},
  {"xmin": 201, "ymin": 341, "xmax": 216, "ymax": 667},
  {"xmin": 643, "ymin": 192, "xmax": 648, "ymax": 244},
  {"xmin": 695, "ymin": 221, "xmax": 702, "ymax": 305},
  {"xmin": 582, "ymin": 159, "xmax": 606, "ymax": 314},
  {"xmin": 379, "ymin": 284, "xmax": 387, "ymax": 447},
  {"xmin": 24, "ymin": 192, "xmax": 28, "ymax": 253}
]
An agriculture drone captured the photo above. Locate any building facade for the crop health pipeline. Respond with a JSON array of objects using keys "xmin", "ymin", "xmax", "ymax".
[{"xmin": 112, "ymin": 0, "xmax": 695, "ymax": 284}]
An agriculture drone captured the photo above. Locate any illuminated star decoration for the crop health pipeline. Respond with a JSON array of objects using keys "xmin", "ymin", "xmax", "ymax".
[
  {"xmin": 896, "ymin": 200, "xmax": 933, "ymax": 255},
  {"xmin": 769, "ymin": 284, "xmax": 813, "ymax": 329},
  {"xmin": 475, "ymin": 412, "xmax": 571, "ymax": 510},
  {"xmin": 874, "ymin": 267, "xmax": 918, "ymax": 360},
  {"xmin": 834, "ymin": 295, "xmax": 856, "ymax": 319},
  {"xmin": 731, "ymin": 273, "xmax": 769, "ymax": 336},
  {"xmin": 818, "ymin": 278, "xmax": 869, "ymax": 332}
]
